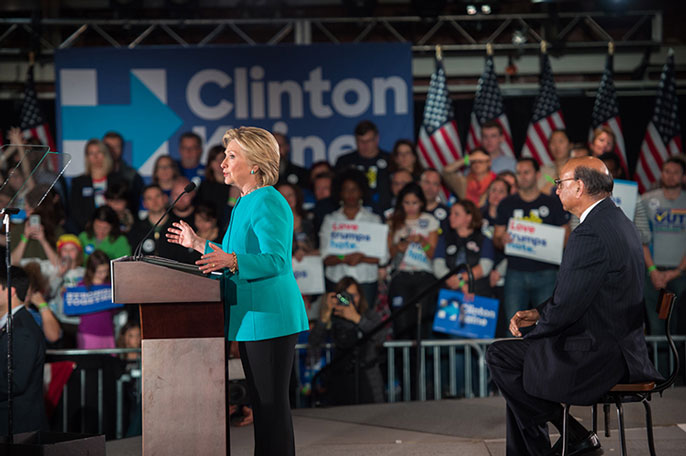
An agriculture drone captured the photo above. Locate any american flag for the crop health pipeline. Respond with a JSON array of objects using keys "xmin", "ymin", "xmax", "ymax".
[
  {"xmin": 467, "ymin": 55, "xmax": 514, "ymax": 156},
  {"xmin": 521, "ymin": 52, "xmax": 566, "ymax": 165},
  {"xmin": 588, "ymin": 52, "xmax": 628, "ymax": 175},
  {"xmin": 417, "ymin": 57, "xmax": 463, "ymax": 172},
  {"xmin": 635, "ymin": 50, "xmax": 682, "ymax": 193},
  {"xmin": 19, "ymin": 65, "xmax": 56, "ymax": 152}
]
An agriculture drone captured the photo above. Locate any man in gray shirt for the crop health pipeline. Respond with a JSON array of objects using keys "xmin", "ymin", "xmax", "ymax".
[
  {"xmin": 481, "ymin": 120, "xmax": 516, "ymax": 174},
  {"xmin": 641, "ymin": 156, "xmax": 686, "ymax": 335}
]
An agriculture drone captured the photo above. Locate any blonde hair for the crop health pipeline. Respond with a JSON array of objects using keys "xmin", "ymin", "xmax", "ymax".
[
  {"xmin": 84, "ymin": 138, "xmax": 113, "ymax": 176},
  {"xmin": 222, "ymin": 127, "xmax": 280, "ymax": 186}
]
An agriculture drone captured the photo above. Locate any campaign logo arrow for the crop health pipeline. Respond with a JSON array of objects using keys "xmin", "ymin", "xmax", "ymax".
[{"xmin": 62, "ymin": 72, "xmax": 183, "ymax": 169}]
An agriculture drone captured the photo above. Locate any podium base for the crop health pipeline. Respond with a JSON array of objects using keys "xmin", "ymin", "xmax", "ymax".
[{"xmin": 0, "ymin": 431, "xmax": 105, "ymax": 456}]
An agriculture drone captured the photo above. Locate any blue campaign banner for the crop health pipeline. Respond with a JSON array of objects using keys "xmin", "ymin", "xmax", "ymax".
[
  {"xmin": 55, "ymin": 43, "xmax": 414, "ymax": 177},
  {"xmin": 63, "ymin": 284, "xmax": 122, "ymax": 316},
  {"xmin": 432, "ymin": 289, "xmax": 499, "ymax": 339}
]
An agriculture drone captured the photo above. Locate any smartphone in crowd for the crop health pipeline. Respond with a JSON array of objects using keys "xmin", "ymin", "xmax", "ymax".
[{"xmin": 29, "ymin": 214, "xmax": 41, "ymax": 227}]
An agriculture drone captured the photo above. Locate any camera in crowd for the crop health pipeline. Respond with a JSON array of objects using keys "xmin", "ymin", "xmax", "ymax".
[{"xmin": 335, "ymin": 291, "xmax": 354, "ymax": 307}]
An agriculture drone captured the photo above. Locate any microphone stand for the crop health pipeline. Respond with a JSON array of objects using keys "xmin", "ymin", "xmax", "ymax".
[
  {"xmin": 2, "ymin": 207, "xmax": 20, "ymax": 442},
  {"xmin": 414, "ymin": 263, "xmax": 473, "ymax": 401}
]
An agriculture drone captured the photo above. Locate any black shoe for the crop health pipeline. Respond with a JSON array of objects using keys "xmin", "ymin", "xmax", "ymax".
[{"xmin": 548, "ymin": 431, "xmax": 601, "ymax": 456}]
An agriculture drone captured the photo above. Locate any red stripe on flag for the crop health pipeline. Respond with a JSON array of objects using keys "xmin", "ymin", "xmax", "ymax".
[
  {"xmin": 645, "ymin": 130, "xmax": 665, "ymax": 170},
  {"xmin": 468, "ymin": 124, "xmax": 479, "ymax": 151},
  {"xmin": 417, "ymin": 140, "xmax": 437, "ymax": 170},
  {"xmin": 498, "ymin": 120, "xmax": 514, "ymax": 151},
  {"xmin": 532, "ymin": 122, "xmax": 551, "ymax": 164},
  {"xmin": 524, "ymin": 137, "xmax": 544, "ymax": 165},
  {"xmin": 440, "ymin": 127, "xmax": 460, "ymax": 161},
  {"xmin": 428, "ymin": 134, "xmax": 448, "ymax": 167},
  {"xmin": 637, "ymin": 148, "xmax": 656, "ymax": 185}
]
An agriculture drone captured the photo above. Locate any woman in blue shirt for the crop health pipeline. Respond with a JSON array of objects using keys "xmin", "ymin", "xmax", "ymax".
[{"xmin": 167, "ymin": 126, "xmax": 308, "ymax": 456}]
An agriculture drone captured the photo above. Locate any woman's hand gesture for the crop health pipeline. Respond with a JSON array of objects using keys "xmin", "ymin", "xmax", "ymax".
[{"xmin": 166, "ymin": 220, "xmax": 199, "ymax": 250}]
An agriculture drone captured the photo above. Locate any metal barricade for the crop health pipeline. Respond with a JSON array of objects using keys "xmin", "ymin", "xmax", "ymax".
[
  {"xmin": 294, "ymin": 336, "xmax": 686, "ymax": 406},
  {"xmin": 46, "ymin": 348, "xmax": 141, "ymax": 439},
  {"xmin": 384, "ymin": 339, "xmax": 492, "ymax": 402},
  {"xmin": 45, "ymin": 336, "xmax": 684, "ymax": 433}
]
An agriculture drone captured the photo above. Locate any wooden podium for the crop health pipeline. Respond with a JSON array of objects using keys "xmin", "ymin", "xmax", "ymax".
[{"xmin": 112, "ymin": 258, "xmax": 227, "ymax": 456}]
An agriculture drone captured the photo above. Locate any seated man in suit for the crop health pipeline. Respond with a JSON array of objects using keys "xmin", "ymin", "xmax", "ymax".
[
  {"xmin": 0, "ymin": 265, "xmax": 47, "ymax": 435},
  {"xmin": 486, "ymin": 156, "xmax": 662, "ymax": 456}
]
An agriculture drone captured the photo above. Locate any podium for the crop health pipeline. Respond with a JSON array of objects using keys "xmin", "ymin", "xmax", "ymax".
[{"xmin": 111, "ymin": 258, "xmax": 227, "ymax": 456}]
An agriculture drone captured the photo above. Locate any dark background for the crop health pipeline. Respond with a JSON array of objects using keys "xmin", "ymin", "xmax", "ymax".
[{"xmin": 1, "ymin": 90, "xmax": 683, "ymax": 177}]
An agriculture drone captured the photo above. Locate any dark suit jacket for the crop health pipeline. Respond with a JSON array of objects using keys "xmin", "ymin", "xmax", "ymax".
[
  {"xmin": 0, "ymin": 307, "xmax": 47, "ymax": 435},
  {"xmin": 68, "ymin": 173, "xmax": 126, "ymax": 233},
  {"xmin": 523, "ymin": 198, "xmax": 662, "ymax": 405}
]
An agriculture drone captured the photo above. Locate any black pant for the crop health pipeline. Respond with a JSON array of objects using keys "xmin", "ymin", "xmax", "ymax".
[
  {"xmin": 486, "ymin": 339, "xmax": 564, "ymax": 456},
  {"xmin": 239, "ymin": 333, "xmax": 298, "ymax": 456},
  {"xmin": 389, "ymin": 271, "xmax": 436, "ymax": 340}
]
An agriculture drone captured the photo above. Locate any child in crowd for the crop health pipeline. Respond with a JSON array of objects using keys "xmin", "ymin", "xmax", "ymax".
[
  {"xmin": 76, "ymin": 250, "xmax": 116, "ymax": 349},
  {"xmin": 116, "ymin": 321, "xmax": 141, "ymax": 361}
]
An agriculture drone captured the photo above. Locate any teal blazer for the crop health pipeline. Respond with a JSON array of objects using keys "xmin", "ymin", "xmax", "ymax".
[{"xmin": 206, "ymin": 186, "xmax": 309, "ymax": 341}]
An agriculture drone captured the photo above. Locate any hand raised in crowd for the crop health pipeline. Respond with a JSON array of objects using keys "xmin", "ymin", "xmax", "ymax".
[
  {"xmin": 24, "ymin": 221, "xmax": 45, "ymax": 241},
  {"xmin": 166, "ymin": 220, "xmax": 200, "ymax": 250},
  {"xmin": 321, "ymin": 292, "xmax": 361, "ymax": 324},
  {"xmin": 509, "ymin": 309, "xmax": 540, "ymax": 337},
  {"xmin": 196, "ymin": 243, "xmax": 236, "ymax": 274},
  {"xmin": 58, "ymin": 256, "xmax": 73, "ymax": 277},
  {"xmin": 320, "ymin": 292, "xmax": 336, "ymax": 323},
  {"xmin": 8, "ymin": 127, "xmax": 24, "ymax": 146}
]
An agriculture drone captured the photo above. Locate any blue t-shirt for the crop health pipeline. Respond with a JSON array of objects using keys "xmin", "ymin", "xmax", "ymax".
[
  {"xmin": 178, "ymin": 162, "xmax": 206, "ymax": 185},
  {"xmin": 495, "ymin": 193, "xmax": 570, "ymax": 272}
]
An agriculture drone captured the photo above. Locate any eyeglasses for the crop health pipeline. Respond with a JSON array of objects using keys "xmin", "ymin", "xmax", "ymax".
[{"xmin": 554, "ymin": 178, "xmax": 577, "ymax": 187}]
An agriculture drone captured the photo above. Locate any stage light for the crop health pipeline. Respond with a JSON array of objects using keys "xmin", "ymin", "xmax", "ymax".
[
  {"xmin": 481, "ymin": 4, "xmax": 492, "ymax": 14},
  {"xmin": 466, "ymin": 4, "xmax": 477, "ymax": 15}
]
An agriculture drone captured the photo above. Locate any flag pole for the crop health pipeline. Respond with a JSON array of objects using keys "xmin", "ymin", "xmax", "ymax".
[
  {"xmin": 541, "ymin": 40, "xmax": 547, "ymax": 54},
  {"xmin": 486, "ymin": 42, "xmax": 493, "ymax": 56},
  {"xmin": 608, "ymin": 41, "xmax": 614, "ymax": 56},
  {"xmin": 435, "ymin": 44, "xmax": 442, "ymax": 62}
]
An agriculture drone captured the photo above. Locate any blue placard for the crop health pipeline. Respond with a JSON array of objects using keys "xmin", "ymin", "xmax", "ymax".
[
  {"xmin": 55, "ymin": 43, "xmax": 414, "ymax": 176},
  {"xmin": 432, "ymin": 289, "xmax": 499, "ymax": 338},
  {"xmin": 63, "ymin": 284, "xmax": 122, "ymax": 316}
]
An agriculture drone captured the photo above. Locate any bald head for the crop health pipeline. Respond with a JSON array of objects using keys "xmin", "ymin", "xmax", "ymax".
[
  {"xmin": 557, "ymin": 156, "xmax": 613, "ymax": 216},
  {"xmin": 563, "ymin": 156, "xmax": 610, "ymax": 177}
]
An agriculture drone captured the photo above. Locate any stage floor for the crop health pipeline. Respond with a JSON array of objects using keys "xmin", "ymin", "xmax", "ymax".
[{"xmin": 107, "ymin": 387, "xmax": 686, "ymax": 455}]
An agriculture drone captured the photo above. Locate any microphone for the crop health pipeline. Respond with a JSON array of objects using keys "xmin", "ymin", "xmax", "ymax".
[{"xmin": 133, "ymin": 182, "xmax": 196, "ymax": 260}]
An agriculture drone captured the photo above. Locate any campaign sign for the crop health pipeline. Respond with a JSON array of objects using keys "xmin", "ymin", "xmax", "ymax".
[
  {"xmin": 293, "ymin": 255, "xmax": 325, "ymax": 295},
  {"xmin": 611, "ymin": 179, "xmax": 638, "ymax": 220},
  {"xmin": 63, "ymin": 284, "xmax": 122, "ymax": 316},
  {"xmin": 55, "ymin": 43, "xmax": 413, "ymax": 176},
  {"xmin": 505, "ymin": 218, "xmax": 565, "ymax": 265},
  {"xmin": 321, "ymin": 220, "xmax": 389, "ymax": 259},
  {"xmin": 401, "ymin": 242, "xmax": 432, "ymax": 271},
  {"xmin": 432, "ymin": 289, "xmax": 499, "ymax": 338}
]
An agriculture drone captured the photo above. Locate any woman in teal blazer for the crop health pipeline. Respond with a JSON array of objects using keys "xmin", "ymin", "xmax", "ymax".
[{"xmin": 167, "ymin": 126, "xmax": 308, "ymax": 456}]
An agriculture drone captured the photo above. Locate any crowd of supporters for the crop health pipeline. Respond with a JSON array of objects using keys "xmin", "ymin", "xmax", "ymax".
[{"xmin": 1, "ymin": 118, "xmax": 684, "ymax": 409}]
